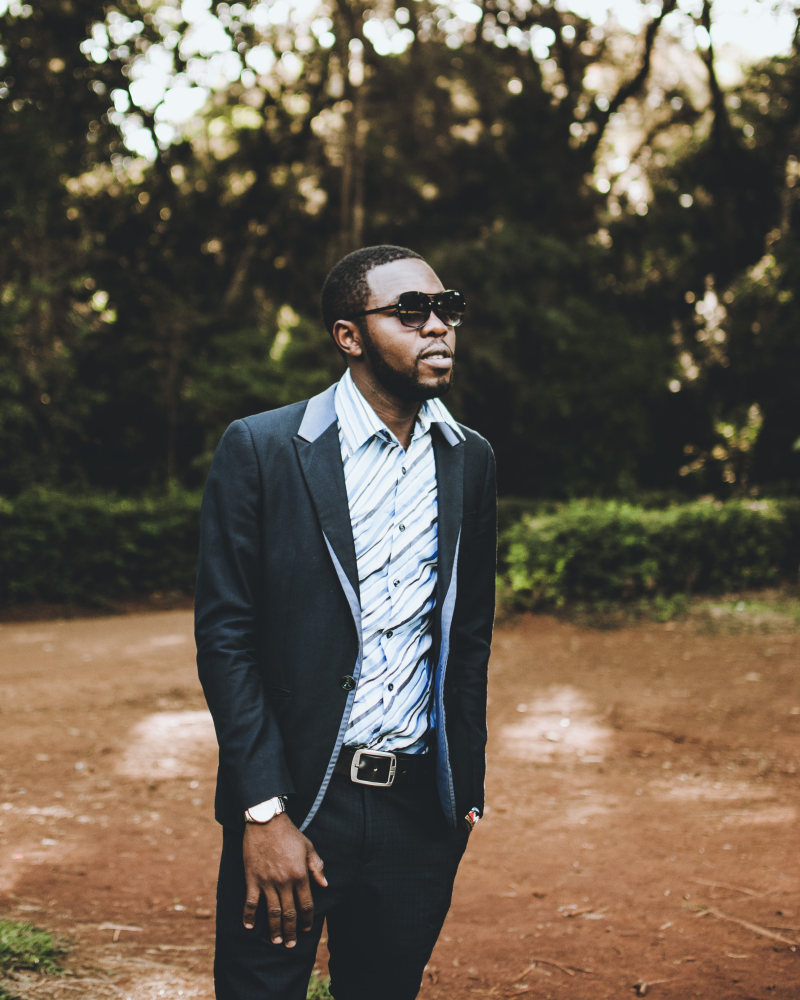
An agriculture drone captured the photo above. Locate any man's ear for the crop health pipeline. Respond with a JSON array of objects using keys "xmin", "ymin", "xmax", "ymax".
[{"xmin": 331, "ymin": 319, "xmax": 364, "ymax": 359}]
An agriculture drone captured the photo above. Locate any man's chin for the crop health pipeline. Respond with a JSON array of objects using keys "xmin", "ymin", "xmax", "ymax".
[
  {"xmin": 414, "ymin": 378, "xmax": 453, "ymax": 401},
  {"xmin": 372, "ymin": 369, "xmax": 454, "ymax": 403},
  {"xmin": 390, "ymin": 371, "xmax": 453, "ymax": 402},
  {"xmin": 410, "ymin": 364, "xmax": 455, "ymax": 401}
]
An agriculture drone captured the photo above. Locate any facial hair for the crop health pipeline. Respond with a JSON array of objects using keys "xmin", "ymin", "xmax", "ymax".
[{"xmin": 359, "ymin": 325, "xmax": 454, "ymax": 402}]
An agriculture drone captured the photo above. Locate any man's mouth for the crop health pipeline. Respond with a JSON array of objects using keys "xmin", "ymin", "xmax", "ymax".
[{"xmin": 418, "ymin": 348, "xmax": 453, "ymax": 368}]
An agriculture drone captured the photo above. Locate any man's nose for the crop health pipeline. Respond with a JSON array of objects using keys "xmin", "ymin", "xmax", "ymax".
[{"xmin": 420, "ymin": 309, "xmax": 449, "ymax": 336}]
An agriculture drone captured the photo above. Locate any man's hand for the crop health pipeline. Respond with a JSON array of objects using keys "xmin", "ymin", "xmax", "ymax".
[{"xmin": 242, "ymin": 813, "xmax": 327, "ymax": 946}]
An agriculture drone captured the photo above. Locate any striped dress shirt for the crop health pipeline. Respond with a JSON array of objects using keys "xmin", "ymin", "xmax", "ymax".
[{"xmin": 334, "ymin": 369, "xmax": 464, "ymax": 754}]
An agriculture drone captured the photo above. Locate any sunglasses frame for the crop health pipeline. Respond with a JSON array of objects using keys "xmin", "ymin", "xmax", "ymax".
[{"xmin": 345, "ymin": 290, "xmax": 466, "ymax": 330}]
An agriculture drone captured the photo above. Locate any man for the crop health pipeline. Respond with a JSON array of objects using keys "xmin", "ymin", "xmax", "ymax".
[{"xmin": 195, "ymin": 244, "xmax": 496, "ymax": 1000}]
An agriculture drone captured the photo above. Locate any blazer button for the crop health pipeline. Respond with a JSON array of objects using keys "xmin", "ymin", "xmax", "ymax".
[{"xmin": 339, "ymin": 674, "xmax": 356, "ymax": 692}]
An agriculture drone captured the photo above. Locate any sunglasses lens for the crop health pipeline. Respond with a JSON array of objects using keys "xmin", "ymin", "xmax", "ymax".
[
  {"xmin": 395, "ymin": 291, "xmax": 466, "ymax": 328},
  {"xmin": 435, "ymin": 290, "xmax": 466, "ymax": 327},
  {"xmin": 396, "ymin": 292, "xmax": 433, "ymax": 328}
]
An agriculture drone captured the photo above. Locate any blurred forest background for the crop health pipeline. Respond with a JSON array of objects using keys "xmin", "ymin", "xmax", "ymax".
[{"xmin": 2, "ymin": 0, "xmax": 799, "ymax": 506}]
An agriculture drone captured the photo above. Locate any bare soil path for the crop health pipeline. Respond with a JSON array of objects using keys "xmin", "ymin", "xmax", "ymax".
[{"xmin": 1, "ymin": 609, "xmax": 798, "ymax": 999}]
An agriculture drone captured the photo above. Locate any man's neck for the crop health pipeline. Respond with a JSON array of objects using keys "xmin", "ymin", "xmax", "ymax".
[{"xmin": 349, "ymin": 371, "xmax": 420, "ymax": 451}]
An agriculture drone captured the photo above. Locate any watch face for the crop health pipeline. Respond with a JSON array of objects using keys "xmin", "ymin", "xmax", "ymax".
[{"xmin": 246, "ymin": 798, "xmax": 285, "ymax": 823}]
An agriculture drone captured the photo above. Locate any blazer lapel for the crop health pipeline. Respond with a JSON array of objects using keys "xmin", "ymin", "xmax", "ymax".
[
  {"xmin": 433, "ymin": 425, "xmax": 464, "ymax": 609},
  {"xmin": 293, "ymin": 387, "xmax": 464, "ymax": 607},
  {"xmin": 293, "ymin": 387, "xmax": 360, "ymax": 597}
]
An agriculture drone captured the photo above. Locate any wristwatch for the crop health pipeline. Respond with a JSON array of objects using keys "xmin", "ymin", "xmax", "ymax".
[{"xmin": 244, "ymin": 796, "xmax": 287, "ymax": 824}]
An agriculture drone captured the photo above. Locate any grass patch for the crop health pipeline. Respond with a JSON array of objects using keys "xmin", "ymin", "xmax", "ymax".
[
  {"xmin": 0, "ymin": 920, "xmax": 66, "ymax": 979},
  {"xmin": 686, "ymin": 589, "xmax": 800, "ymax": 633},
  {"xmin": 508, "ymin": 587, "xmax": 800, "ymax": 631},
  {"xmin": 0, "ymin": 921, "xmax": 326, "ymax": 998},
  {"xmin": 559, "ymin": 594, "xmax": 689, "ymax": 629},
  {"xmin": 307, "ymin": 973, "xmax": 333, "ymax": 999}
]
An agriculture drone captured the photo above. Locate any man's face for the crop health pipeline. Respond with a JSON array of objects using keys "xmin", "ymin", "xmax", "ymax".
[{"xmin": 356, "ymin": 257, "xmax": 456, "ymax": 403}]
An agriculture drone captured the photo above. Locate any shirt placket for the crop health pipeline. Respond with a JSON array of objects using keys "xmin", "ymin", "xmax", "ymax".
[{"xmin": 379, "ymin": 435, "xmax": 411, "ymax": 710}]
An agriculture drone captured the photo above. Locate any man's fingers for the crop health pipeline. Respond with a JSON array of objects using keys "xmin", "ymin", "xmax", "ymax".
[
  {"xmin": 240, "ymin": 824, "xmax": 323, "ymax": 944},
  {"xmin": 295, "ymin": 878, "xmax": 316, "ymax": 934},
  {"xmin": 265, "ymin": 888, "xmax": 285, "ymax": 945},
  {"xmin": 277, "ymin": 887, "xmax": 298, "ymax": 947},
  {"xmin": 242, "ymin": 879, "xmax": 260, "ymax": 931},
  {"xmin": 307, "ymin": 846, "xmax": 328, "ymax": 887}
]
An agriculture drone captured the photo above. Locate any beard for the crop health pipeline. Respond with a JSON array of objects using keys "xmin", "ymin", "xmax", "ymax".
[{"xmin": 359, "ymin": 325, "xmax": 454, "ymax": 402}]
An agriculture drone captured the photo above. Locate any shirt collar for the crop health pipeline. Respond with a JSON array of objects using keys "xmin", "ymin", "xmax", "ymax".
[{"xmin": 334, "ymin": 369, "xmax": 464, "ymax": 455}]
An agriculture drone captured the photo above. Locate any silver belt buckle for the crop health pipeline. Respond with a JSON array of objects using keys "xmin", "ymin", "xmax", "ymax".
[{"xmin": 350, "ymin": 748, "xmax": 397, "ymax": 787}]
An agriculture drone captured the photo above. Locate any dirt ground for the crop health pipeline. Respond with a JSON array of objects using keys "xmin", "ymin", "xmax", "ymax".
[{"xmin": 1, "ymin": 606, "xmax": 799, "ymax": 1000}]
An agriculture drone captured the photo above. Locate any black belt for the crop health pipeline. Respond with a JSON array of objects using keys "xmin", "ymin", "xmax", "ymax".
[{"xmin": 333, "ymin": 746, "xmax": 431, "ymax": 788}]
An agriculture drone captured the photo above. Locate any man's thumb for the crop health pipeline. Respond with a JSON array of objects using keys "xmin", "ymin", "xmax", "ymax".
[{"xmin": 307, "ymin": 847, "xmax": 328, "ymax": 887}]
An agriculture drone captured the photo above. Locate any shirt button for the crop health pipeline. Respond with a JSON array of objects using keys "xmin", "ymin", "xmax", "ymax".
[
  {"xmin": 388, "ymin": 683, "xmax": 394, "ymax": 691},
  {"xmin": 393, "ymin": 579, "xmax": 400, "ymax": 587},
  {"xmin": 385, "ymin": 630, "xmax": 393, "ymax": 638},
  {"xmin": 401, "ymin": 467, "xmax": 407, "ymax": 475},
  {"xmin": 339, "ymin": 675, "xmax": 356, "ymax": 692},
  {"xmin": 399, "ymin": 524, "xmax": 406, "ymax": 532}
]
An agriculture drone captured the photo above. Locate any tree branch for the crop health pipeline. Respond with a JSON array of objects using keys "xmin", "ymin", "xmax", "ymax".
[
  {"xmin": 584, "ymin": 0, "xmax": 678, "ymax": 158},
  {"xmin": 698, "ymin": 0, "xmax": 736, "ymax": 154}
]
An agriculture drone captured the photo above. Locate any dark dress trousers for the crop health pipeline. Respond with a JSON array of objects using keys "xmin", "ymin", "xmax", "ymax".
[{"xmin": 195, "ymin": 383, "xmax": 496, "ymax": 997}]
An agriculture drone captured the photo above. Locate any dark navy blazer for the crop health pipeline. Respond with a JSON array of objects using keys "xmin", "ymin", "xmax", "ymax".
[{"xmin": 195, "ymin": 384, "xmax": 496, "ymax": 831}]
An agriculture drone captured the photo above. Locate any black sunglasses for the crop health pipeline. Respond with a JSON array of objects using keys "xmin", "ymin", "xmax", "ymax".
[{"xmin": 346, "ymin": 290, "xmax": 466, "ymax": 330}]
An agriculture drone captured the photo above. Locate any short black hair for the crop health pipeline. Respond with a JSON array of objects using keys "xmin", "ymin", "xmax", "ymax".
[{"xmin": 320, "ymin": 245, "xmax": 423, "ymax": 336}]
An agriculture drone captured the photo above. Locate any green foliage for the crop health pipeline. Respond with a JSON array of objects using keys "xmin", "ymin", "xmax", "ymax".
[
  {"xmin": 443, "ymin": 223, "xmax": 672, "ymax": 497},
  {"xmin": 609, "ymin": 49, "xmax": 800, "ymax": 497},
  {"xmin": 0, "ymin": 920, "xmax": 66, "ymax": 976},
  {"xmin": 0, "ymin": 0, "xmax": 129, "ymax": 495},
  {"xmin": 306, "ymin": 974, "xmax": 333, "ymax": 999},
  {"xmin": 1, "ymin": 1, "xmax": 799, "ymax": 501},
  {"xmin": 0, "ymin": 488, "xmax": 200, "ymax": 605},
  {"xmin": 3, "ymin": 490, "xmax": 799, "ymax": 612},
  {"xmin": 498, "ymin": 498, "xmax": 800, "ymax": 614},
  {"xmin": 497, "ymin": 496, "xmax": 559, "ymax": 534}
]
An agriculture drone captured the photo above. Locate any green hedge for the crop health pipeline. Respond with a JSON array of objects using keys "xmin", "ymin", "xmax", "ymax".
[
  {"xmin": 0, "ymin": 488, "xmax": 201, "ymax": 605},
  {"xmin": 499, "ymin": 498, "xmax": 800, "ymax": 612},
  {"xmin": 2, "ymin": 491, "xmax": 799, "ymax": 610}
]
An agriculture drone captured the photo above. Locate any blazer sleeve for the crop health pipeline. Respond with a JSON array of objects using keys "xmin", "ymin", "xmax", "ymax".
[
  {"xmin": 194, "ymin": 419, "xmax": 294, "ymax": 813},
  {"xmin": 450, "ymin": 438, "xmax": 497, "ymax": 814}
]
